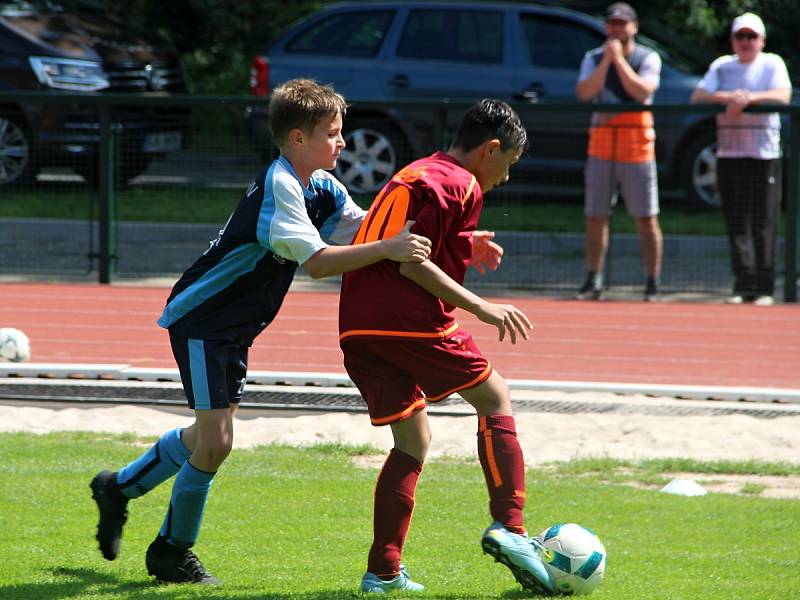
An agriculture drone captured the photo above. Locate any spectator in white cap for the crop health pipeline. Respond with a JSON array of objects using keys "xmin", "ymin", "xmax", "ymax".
[{"xmin": 691, "ymin": 13, "xmax": 792, "ymax": 306}]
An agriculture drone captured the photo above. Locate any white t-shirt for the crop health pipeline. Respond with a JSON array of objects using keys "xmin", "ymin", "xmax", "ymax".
[{"xmin": 696, "ymin": 52, "xmax": 791, "ymax": 159}]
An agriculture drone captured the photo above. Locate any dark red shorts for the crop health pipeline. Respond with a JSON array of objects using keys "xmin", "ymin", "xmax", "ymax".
[{"xmin": 341, "ymin": 327, "xmax": 492, "ymax": 426}]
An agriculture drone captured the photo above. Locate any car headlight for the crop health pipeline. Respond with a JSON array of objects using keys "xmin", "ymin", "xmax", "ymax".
[{"xmin": 29, "ymin": 56, "xmax": 110, "ymax": 91}]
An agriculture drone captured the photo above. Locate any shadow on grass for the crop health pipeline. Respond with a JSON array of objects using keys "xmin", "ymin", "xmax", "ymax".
[
  {"xmin": 240, "ymin": 589, "xmax": 551, "ymax": 599},
  {"xmin": 0, "ymin": 567, "xmax": 152, "ymax": 599},
  {"xmin": 0, "ymin": 567, "xmax": 550, "ymax": 599}
]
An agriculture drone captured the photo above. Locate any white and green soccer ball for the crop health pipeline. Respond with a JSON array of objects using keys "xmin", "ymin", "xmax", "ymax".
[
  {"xmin": 539, "ymin": 523, "xmax": 606, "ymax": 595},
  {"xmin": 0, "ymin": 327, "xmax": 31, "ymax": 362}
]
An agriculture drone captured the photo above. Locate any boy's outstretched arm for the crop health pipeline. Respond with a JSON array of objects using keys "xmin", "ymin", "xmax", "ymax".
[
  {"xmin": 398, "ymin": 260, "xmax": 532, "ymax": 344},
  {"xmin": 304, "ymin": 221, "xmax": 431, "ymax": 279}
]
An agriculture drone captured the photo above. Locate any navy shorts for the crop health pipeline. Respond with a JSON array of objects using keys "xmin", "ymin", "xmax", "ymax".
[{"xmin": 169, "ymin": 329, "xmax": 248, "ymax": 410}]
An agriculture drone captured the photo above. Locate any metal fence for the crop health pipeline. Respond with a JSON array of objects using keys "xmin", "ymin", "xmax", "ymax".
[{"xmin": 0, "ymin": 92, "xmax": 798, "ymax": 301}]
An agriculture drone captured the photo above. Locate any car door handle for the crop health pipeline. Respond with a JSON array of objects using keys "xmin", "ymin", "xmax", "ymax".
[
  {"xmin": 513, "ymin": 83, "xmax": 545, "ymax": 103},
  {"xmin": 388, "ymin": 74, "xmax": 410, "ymax": 89}
]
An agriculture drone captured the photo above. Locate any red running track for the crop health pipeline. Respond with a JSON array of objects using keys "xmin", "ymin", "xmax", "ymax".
[{"xmin": 1, "ymin": 282, "xmax": 799, "ymax": 390}]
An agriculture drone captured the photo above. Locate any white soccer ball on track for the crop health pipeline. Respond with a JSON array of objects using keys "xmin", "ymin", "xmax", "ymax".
[
  {"xmin": 539, "ymin": 523, "xmax": 607, "ymax": 595},
  {"xmin": 0, "ymin": 327, "xmax": 31, "ymax": 362}
]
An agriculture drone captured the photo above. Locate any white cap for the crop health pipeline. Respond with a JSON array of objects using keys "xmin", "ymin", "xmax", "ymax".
[{"xmin": 731, "ymin": 12, "xmax": 766, "ymax": 37}]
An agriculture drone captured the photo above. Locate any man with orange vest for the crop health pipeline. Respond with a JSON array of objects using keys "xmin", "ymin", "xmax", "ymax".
[{"xmin": 575, "ymin": 2, "xmax": 662, "ymax": 302}]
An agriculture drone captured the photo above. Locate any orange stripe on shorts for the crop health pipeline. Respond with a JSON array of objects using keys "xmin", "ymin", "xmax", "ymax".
[
  {"xmin": 426, "ymin": 363, "xmax": 492, "ymax": 402},
  {"xmin": 370, "ymin": 397, "xmax": 427, "ymax": 426},
  {"xmin": 339, "ymin": 322, "xmax": 459, "ymax": 343}
]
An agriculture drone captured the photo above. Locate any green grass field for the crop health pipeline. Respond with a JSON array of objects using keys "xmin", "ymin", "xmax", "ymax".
[
  {"xmin": 0, "ymin": 187, "xmax": 740, "ymax": 236},
  {"xmin": 1, "ymin": 432, "xmax": 798, "ymax": 599}
]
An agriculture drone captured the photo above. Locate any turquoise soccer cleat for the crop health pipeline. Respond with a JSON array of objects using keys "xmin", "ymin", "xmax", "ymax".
[
  {"xmin": 360, "ymin": 565, "xmax": 425, "ymax": 594},
  {"xmin": 481, "ymin": 521, "xmax": 555, "ymax": 595}
]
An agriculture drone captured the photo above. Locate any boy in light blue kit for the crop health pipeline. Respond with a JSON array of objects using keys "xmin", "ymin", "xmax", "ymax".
[{"xmin": 89, "ymin": 79, "xmax": 431, "ymax": 584}]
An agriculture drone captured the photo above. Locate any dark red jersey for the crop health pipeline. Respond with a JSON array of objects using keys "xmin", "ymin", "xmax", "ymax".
[{"xmin": 339, "ymin": 151, "xmax": 483, "ymax": 340}]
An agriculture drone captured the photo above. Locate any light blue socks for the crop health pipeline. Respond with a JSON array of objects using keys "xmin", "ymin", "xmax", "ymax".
[
  {"xmin": 116, "ymin": 427, "xmax": 191, "ymax": 498},
  {"xmin": 159, "ymin": 460, "xmax": 215, "ymax": 548}
]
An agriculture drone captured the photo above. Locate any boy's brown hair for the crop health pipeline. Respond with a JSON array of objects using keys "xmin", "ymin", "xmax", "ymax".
[
  {"xmin": 267, "ymin": 79, "xmax": 347, "ymax": 148},
  {"xmin": 451, "ymin": 99, "xmax": 527, "ymax": 153}
]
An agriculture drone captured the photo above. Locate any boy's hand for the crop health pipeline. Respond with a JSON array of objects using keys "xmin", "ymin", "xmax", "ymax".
[
  {"xmin": 475, "ymin": 301, "xmax": 533, "ymax": 344},
  {"xmin": 471, "ymin": 230, "xmax": 503, "ymax": 274},
  {"xmin": 384, "ymin": 220, "xmax": 432, "ymax": 263}
]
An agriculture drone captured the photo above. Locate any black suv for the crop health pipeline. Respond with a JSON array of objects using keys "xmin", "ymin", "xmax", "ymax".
[
  {"xmin": 247, "ymin": 1, "xmax": 720, "ymax": 206},
  {"xmin": 0, "ymin": 1, "xmax": 190, "ymax": 187}
]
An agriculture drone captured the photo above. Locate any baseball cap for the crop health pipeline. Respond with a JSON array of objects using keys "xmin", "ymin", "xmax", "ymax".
[
  {"xmin": 731, "ymin": 12, "xmax": 766, "ymax": 36},
  {"xmin": 605, "ymin": 2, "xmax": 638, "ymax": 22}
]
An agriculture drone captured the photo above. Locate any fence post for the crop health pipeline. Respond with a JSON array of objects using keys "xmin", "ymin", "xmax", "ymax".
[
  {"xmin": 785, "ymin": 108, "xmax": 799, "ymax": 302},
  {"xmin": 98, "ymin": 105, "xmax": 115, "ymax": 284}
]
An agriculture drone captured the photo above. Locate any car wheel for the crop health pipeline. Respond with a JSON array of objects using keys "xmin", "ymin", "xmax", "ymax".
[
  {"xmin": 681, "ymin": 129, "xmax": 720, "ymax": 208},
  {"xmin": 0, "ymin": 113, "xmax": 35, "ymax": 188},
  {"xmin": 335, "ymin": 119, "xmax": 410, "ymax": 194}
]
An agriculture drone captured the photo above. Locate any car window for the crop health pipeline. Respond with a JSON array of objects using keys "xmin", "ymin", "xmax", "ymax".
[
  {"xmin": 396, "ymin": 9, "xmax": 503, "ymax": 64},
  {"xmin": 285, "ymin": 10, "xmax": 394, "ymax": 57},
  {"xmin": 522, "ymin": 14, "xmax": 603, "ymax": 69}
]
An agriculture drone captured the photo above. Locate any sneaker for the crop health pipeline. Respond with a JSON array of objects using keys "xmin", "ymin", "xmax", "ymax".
[
  {"xmin": 643, "ymin": 278, "xmax": 659, "ymax": 302},
  {"xmin": 481, "ymin": 522, "xmax": 555, "ymax": 595},
  {"xmin": 90, "ymin": 470, "xmax": 129, "ymax": 561},
  {"xmin": 145, "ymin": 537, "xmax": 221, "ymax": 585},
  {"xmin": 360, "ymin": 565, "xmax": 424, "ymax": 594},
  {"xmin": 726, "ymin": 295, "xmax": 745, "ymax": 304},
  {"xmin": 754, "ymin": 295, "xmax": 774, "ymax": 306},
  {"xmin": 576, "ymin": 275, "xmax": 603, "ymax": 301}
]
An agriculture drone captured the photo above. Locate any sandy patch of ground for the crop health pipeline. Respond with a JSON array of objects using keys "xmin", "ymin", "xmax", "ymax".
[{"xmin": 1, "ymin": 402, "xmax": 798, "ymax": 498}]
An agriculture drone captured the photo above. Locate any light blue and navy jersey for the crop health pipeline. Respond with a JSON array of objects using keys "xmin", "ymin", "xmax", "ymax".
[{"xmin": 157, "ymin": 156, "xmax": 365, "ymax": 344}]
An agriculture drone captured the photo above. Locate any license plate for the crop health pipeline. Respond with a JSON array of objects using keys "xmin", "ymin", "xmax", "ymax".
[{"xmin": 143, "ymin": 132, "xmax": 182, "ymax": 153}]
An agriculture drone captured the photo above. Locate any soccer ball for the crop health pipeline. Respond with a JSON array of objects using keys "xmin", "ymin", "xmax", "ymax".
[
  {"xmin": 539, "ymin": 523, "xmax": 606, "ymax": 595},
  {"xmin": 0, "ymin": 328, "xmax": 31, "ymax": 362}
]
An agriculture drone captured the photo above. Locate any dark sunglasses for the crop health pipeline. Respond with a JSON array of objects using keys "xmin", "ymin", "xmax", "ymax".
[{"xmin": 733, "ymin": 32, "xmax": 759, "ymax": 41}]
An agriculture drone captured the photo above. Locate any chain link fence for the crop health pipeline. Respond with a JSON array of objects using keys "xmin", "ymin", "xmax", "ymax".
[{"xmin": 0, "ymin": 93, "xmax": 797, "ymax": 301}]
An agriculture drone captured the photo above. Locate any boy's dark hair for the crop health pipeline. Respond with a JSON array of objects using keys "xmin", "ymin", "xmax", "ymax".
[
  {"xmin": 268, "ymin": 79, "xmax": 348, "ymax": 147},
  {"xmin": 451, "ymin": 99, "xmax": 527, "ymax": 153}
]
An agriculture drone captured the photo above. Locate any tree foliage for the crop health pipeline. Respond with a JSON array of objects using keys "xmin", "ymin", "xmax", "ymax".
[
  {"xmin": 101, "ymin": 0, "xmax": 798, "ymax": 93},
  {"xmin": 104, "ymin": 0, "xmax": 324, "ymax": 93},
  {"xmin": 565, "ymin": 0, "xmax": 799, "ymax": 79}
]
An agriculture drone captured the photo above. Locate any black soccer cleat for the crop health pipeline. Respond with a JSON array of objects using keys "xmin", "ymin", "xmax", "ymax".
[
  {"xmin": 643, "ymin": 277, "xmax": 659, "ymax": 302},
  {"xmin": 576, "ymin": 279, "xmax": 603, "ymax": 301},
  {"xmin": 90, "ymin": 470, "xmax": 129, "ymax": 561},
  {"xmin": 576, "ymin": 271, "xmax": 603, "ymax": 301},
  {"xmin": 146, "ymin": 536, "xmax": 221, "ymax": 585}
]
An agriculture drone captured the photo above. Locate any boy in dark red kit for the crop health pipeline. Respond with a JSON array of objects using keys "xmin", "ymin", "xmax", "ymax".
[{"xmin": 339, "ymin": 99, "xmax": 555, "ymax": 595}]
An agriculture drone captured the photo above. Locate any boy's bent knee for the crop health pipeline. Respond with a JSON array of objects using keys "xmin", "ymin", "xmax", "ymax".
[
  {"xmin": 460, "ymin": 372, "xmax": 512, "ymax": 417},
  {"xmin": 191, "ymin": 438, "xmax": 233, "ymax": 471},
  {"xmin": 390, "ymin": 410, "xmax": 432, "ymax": 463}
]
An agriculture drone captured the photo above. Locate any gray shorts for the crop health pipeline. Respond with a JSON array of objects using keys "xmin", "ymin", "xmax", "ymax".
[{"xmin": 584, "ymin": 157, "xmax": 659, "ymax": 218}]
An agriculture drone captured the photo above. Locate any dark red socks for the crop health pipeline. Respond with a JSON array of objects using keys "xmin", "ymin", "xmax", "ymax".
[
  {"xmin": 477, "ymin": 414, "xmax": 526, "ymax": 534},
  {"xmin": 368, "ymin": 448, "xmax": 423, "ymax": 578}
]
